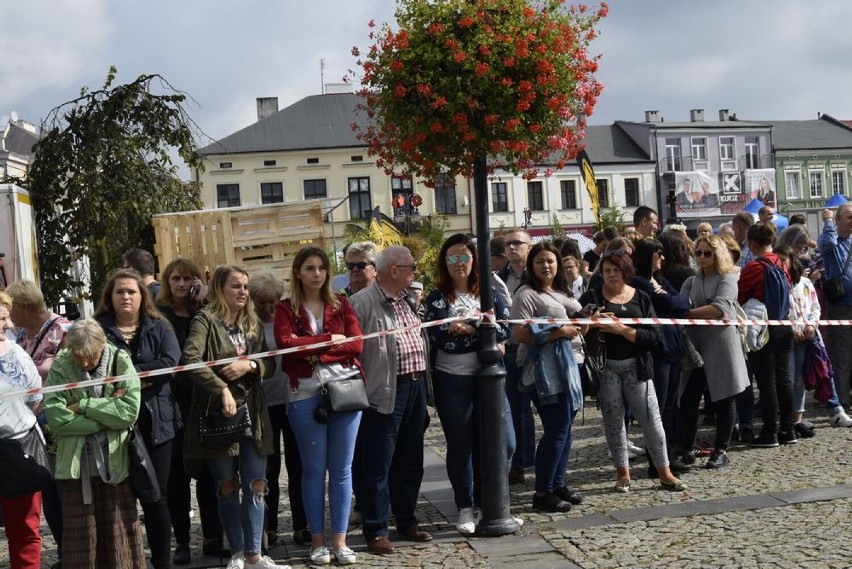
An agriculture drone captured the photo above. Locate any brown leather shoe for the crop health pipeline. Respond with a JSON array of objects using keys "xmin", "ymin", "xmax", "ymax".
[
  {"xmin": 396, "ymin": 525, "xmax": 433, "ymax": 542},
  {"xmin": 366, "ymin": 535, "xmax": 395, "ymax": 554}
]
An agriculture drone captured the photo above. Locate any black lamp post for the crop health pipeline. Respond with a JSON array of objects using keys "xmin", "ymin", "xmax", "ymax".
[{"xmin": 472, "ymin": 155, "xmax": 518, "ymax": 535}]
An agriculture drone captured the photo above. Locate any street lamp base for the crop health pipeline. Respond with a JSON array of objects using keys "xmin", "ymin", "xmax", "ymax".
[{"xmin": 477, "ymin": 517, "xmax": 520, "ymax": 536}]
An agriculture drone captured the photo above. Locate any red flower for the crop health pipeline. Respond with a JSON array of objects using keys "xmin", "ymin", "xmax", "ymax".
[
  {"xmin": 391, "ymin": 60, "xmax": 404, "ymax": 73},
  {"xmin": 394, "ymin": 84, "xmax": 407, "ymax": 98},
  {"xmin": 475, "ymin": 62, "xmax": 489, "ymax": 76},
  {"xmin": 458, "ymin": 16, "xmax": 475, "ymax": 28}
]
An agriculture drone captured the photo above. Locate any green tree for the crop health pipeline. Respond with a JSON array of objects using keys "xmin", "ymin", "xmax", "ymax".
[
  {"xmin": 27, "ymin": 67, "xmax": 203, "ymax": 305},
  {"xmin": 594, "ymin": 206, "xmax": 627, "ymax": 234}
]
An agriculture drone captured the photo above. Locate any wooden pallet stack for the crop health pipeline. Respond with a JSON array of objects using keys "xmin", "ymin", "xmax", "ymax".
[{"xmin": 152, "ymin": 200, "xmax": 326, "ymax": 293}]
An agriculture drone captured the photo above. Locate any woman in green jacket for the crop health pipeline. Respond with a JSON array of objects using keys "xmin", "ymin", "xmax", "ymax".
[
  {"xmin": 181, "ymin": 265, "xmax": 285, "ymax": 569},
  {"xmin": 44, "ymin": 318, "xmax": 146, "ymax": 569}
]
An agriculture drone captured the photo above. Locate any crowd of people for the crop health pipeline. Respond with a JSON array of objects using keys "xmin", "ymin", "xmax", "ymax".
[{"xmin": 2, "ymin": 203, "xmax": 852, "ymax": 567}]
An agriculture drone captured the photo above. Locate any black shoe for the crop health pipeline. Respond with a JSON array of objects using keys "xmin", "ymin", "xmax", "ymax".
[
  {"xmin": 793, "ymin": 422, "xmax": 815, "ymax": 439},
  {"xmin": 508, "ymin": 466, "xmax": 526, "ymax": 484},
  {"xmin": 202, "ymin": 540, "xmax": 230, "ymax": 559},
  {"xmin": 532, "ymin": 492, "xmax": 572, "ymax": 512},
  {"xmin": 749, "ymin": 433, "xmax": 779, "ymax": 448},
  {"xmin": 778, "ymin": 430, "xmax": 798, "ymax": 445},
  {"xmin": 705, "ymin": 449, "xmax": 728, "ymax": 469},
  {"xmin": 739, "ymin": 426, "xmax": 755, "ymax": 444},
  {"xmin": 553, "ymin": 486, "xmax": 584, "ymax": 505},
  {"xmin": 292, "ymin": 528, "xmax": 310, "ymax": 545},
  {"xmin": 173, "ymin": 544, "xmax": 191, "ymax": 565},
  {"xmin": 670, "ymin": 450, "xmax": 696, "ymax": 472}
]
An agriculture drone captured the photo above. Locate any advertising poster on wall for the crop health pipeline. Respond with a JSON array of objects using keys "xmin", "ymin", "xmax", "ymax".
[
  {"xmin": 675, "ymin": 171, "xmax": 721, "ymax": 218},
  {"xmin": 719, "ymin": 172, "xmax": 746, "ymax": 214},
  {"xmin": 745, "ymin": 169, "xmax": 777, "ymax": 208}
]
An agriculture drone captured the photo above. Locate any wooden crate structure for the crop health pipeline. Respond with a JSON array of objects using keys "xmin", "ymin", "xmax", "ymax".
[{"xmin": 152, "ymin": 201, "xmax": 326, "ymax": 293}]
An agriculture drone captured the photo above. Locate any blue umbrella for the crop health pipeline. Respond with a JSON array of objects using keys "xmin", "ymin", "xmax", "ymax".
[
  {"xmin": 824, "ymin": 193, "xmax": 848, "ymax": 208},
  {"xmin": 771, "ymin": 213, "xmax": 788, "ymax": 231},
  {"xmin": 744, "ymin": 198, "xmax": 765, "ymax": 214}
]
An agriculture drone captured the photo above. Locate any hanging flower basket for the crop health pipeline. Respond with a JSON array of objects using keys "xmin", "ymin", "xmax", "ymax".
[{"xmin": 351, "ymin": 0, "xmax": 608, "ymax": 182}]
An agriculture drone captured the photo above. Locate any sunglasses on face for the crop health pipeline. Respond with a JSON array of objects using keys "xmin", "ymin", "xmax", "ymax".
[
  {"xmin": 346, "ymin": 261, "xmax": 374, "ymax": 271},
  {"xmin": 695, "ymin": 250, "xmax": 714, "ymax": 258},
  {"xmin": 446, "ymin": 254, "xmax": 471, "ymax": 264},
  {"xmin": 506, "ymin": 240, "xmax": 529, "ymax": 248}
]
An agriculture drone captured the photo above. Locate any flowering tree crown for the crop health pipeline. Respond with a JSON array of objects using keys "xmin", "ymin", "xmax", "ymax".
[{"xmin": 351, "ymin": 0, "xmax": 607, "ymax": 183}]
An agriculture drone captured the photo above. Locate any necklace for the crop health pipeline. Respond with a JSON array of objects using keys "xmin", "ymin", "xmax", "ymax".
[{"xmin": 605, "ymin": 288, "xmax": 629, "ymax": 311}]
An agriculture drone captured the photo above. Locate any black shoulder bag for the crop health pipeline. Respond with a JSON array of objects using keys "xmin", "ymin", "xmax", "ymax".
[{"xmin": 824, "ymin": 245, "xmax": 852, "ymax": 303}]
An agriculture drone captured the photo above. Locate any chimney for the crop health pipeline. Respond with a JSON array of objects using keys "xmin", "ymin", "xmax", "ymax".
[
  {"xmin": 690, "ymin": 109, "xmax": 704, "ymax": 122},
  {"xmin": 644, "ymin": 110, "xmax": 660, "ymax": 122},
  {"xmin": 256, "ymin": 97, "xmax": 279, "ymax": 121},
  {"xmin": 325, "ymin": 83, "xmax": 354, "ymax": 95},
  {"xmin": 718, "ymin": 109, "xmax": 730, "ymax": 121}
]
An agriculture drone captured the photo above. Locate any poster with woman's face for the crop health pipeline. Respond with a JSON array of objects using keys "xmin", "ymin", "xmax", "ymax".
[{"xmin": 746, "ymin": 169, "xmax": 776, "ymax": 208}]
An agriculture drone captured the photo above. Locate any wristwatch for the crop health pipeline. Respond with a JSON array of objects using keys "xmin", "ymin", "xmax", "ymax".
[{"xmin": 249, "ymin": 360, "xmax": 259, "ymax": 374}]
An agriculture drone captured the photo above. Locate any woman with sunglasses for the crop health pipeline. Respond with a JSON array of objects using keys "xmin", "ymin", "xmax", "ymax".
[
  {"xmin": 424, "ymin": 234, "xmax": 514, "ymax": 532},
  {"xmin": 510, "ymin": 242, "xmax": 585, "ymax": 511},
  {"xmin": 674, "ymin": 235, "xmax": 749, "ymax": 470},
  {"xmin": 579, "ymin": 250, "xmax": 685, "ymax": 493}
]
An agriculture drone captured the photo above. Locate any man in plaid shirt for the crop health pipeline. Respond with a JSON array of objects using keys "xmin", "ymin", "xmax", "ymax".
[{"xmin": 349, "ymin": 246, "xmax": 432, "ymax": 554}]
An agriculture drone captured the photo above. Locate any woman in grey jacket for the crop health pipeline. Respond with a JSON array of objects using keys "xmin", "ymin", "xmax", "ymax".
[{"xmin": 675, "ymin": 235, "xmax": 750, "ymax": 470}]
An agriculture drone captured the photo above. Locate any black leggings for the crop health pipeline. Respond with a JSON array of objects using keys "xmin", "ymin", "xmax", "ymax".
[
  {"xmin": 266, "ymin": 404, "xmax": 306, "ymax": 534},
  {"xmin": 680, "ymin": 368, "xmax": 737, "ymax": 451},
  {"xmin": 168, "ymin": 427, "xmax": 222, "ymax": 545}
]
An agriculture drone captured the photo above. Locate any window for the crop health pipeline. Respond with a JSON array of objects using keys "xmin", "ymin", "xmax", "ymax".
[
  {"xmin": 745, "ymin": 136, "xmax": 759, "ymax": 169},
  {"xmin": 492, "ymin": 182, "xmax": 509, "ymax": 212},
  {"xmin": 560, "ymin": 180, "xmax": 577, "ymax": 209},
  {"xmin": 350, "ymin": 155, "xmax": 364, "ymax": 162},
  {"xmin": 785, "ymin": 172, "xmax": 801, "ymax": 199},
  {"xmin": 263, "ymin": 159, "xmax": 277, "ymax": 167},
  {"xmin": 219, "ymin": 162, "xmax": 232, "ymax": 169},
  {"xmin": 624, "ymin": 177, "xmax": 640, "ymax": 207},
  {"xmin": 691, "ymin": 137, "xmax": 707, "ymax": 160},
  {"xmin": 216, "ymin": 184, "xmax": 240, "ymax": 208},
  {"xmin": 810, "ymin": 171, "xmax": 824, "ymax": 198},
  {"xmin": 260, "ymin": 182, "xmax": 283, "ymax": 204},
  {"xmin": 527, "ymin": 181, "xmax": 544, "ymax": 210},
  {"xmin": 392, "ymin": 175, "xmax": 415, "ymax": 215},
  {"xmin": 664, "ymin": 138, "xmax": 681, "ymax": 172},
  {"xmin": 719, "ymin": 137, "xmax": 735, "ymax": 160},
  {"xmin": 832, "ymin": 170, "xmax": 846, "ymax": 195},
  {"xmin": 434, "ymin": 173, "xmax": 457, "ymax": 214},
  {"xmin": 348, "ymin": 177, "xmax": 372, "ymax": 220},
  {"xmin": 597, "ymin": 179, "xmax": 609, "ymax": 208},
  {"xmin": 304, "ymin": 179, "xmax": 327, "ymax": 199},
  {"xmin": 307, "ymin": 157, "xmax": 319, "ymax": 164}
]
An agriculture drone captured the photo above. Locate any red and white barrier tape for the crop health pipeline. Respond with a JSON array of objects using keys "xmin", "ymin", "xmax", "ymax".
[
  {"xmin": 1, "ymin": 310, "xmax": 842, "ymax": 400},
  {"xmin": 0, "ymin": 314, "xmax": 467, "ymax": 401}
]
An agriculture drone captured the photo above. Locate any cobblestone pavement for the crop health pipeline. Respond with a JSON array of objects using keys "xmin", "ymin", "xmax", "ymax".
[{"xmin": 3, "ymin": 396, "xmax": 851, "ymax": 568}]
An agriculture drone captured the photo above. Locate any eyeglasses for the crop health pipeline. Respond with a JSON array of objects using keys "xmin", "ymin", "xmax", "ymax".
[
  {"xmin": 395, "ymin": 264, "xmax": 418, "ymax": 272},
  {"xmin": 601, "ymin": 249, "xmax": 629, "ymax": 259},
  {"xmin": 695, "ymin": 250, "xmax": 714, "ymax": 258},
  {"xmin": 506, "ymin": 240, "xmax": 530, "ymax": 248},
  {"xmin": 346, "ymin": 261, "xmax": 374, "ymax": 271},
  {"xmin": 446, "ymin": 254, "xmax": 471, "ymax": 264}
]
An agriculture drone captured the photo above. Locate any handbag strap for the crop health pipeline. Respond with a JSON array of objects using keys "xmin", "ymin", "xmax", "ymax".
[
  {"xmin": 28, "ymin": 317, "xmax": 59, "ymax": 358},
  {"xmin": 840, "ymin": 243, "xmax": 852, "ymax": 279}
]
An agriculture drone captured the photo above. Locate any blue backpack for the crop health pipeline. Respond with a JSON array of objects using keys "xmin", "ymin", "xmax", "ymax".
[{"xmin": 755, "ymin": 257, "xmax": 791, "ymax": 320}]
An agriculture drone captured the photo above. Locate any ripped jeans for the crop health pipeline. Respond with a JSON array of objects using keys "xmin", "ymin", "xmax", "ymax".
[{"xmin": 208, "ymin": 439, "xmax": 268, "ymax": 556}]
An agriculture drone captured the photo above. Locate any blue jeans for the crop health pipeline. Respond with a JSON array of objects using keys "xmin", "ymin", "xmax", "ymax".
[
  {"xmin": 356, "ymin": 377, "xmax": 428, "ymax": 539},
  {"xmin": 208, "ymin": 439, "xmax": 268, "ymax": 556},
  {"xmin": 287, "ymin": 395, "xmax": 361, "ymax": 536},
  {"xmin": 432, "ymin": 369, "xmax": 515, "ymax": 508},
  {"xmin": 505, "ymin": 346, "xmax": 535, "ymax": 469},
  {"xmin": 530, "ymin": 391, "xmax": 576, "ymax": 493}
]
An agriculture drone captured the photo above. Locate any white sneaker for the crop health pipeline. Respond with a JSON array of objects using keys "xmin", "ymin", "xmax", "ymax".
[
  {"xmin": 608, "ymin": 447, "xmax": 639, "ymax": 460},
  {"xmin": 226, "ymin": 552, "xmax": 246, "ymax": 569},
  {"xmin": 626, "ymin": 441, "xmax": 644, "ymax": 455},
  {"xmin": 332, "ymin": 546, "xmax": 357, "ymax": 566},
  {"xmin": 830, "ymin": 411, "xmax": 852, "ymax": 427},
  {"xmin": 244, "ymin": 555, "xmax": 291, "ymax": 569},
  {"xmin": 456, "ymin": 507, "xmax": 476, "ymax": 535},
  {"xmin": 513, "ymin": 516, "xmax": 524, "ymax": 528},
  {"xmin": 310, "ymin": 546, "xmax": 332, "ymax": 566}
]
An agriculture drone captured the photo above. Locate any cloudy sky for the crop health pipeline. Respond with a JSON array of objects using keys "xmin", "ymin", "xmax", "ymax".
[{"xmin": 4, "ymin": 0, "xmax": 852, "ymax": 155}]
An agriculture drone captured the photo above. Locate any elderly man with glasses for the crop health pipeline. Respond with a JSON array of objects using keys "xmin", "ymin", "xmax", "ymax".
[
  {"xmin": 340, "ymin": 241, "xmax": 379, "ymax": 297},
  {"xmin": 349, "ymin": 245, "xmax": 432, "ymax": 554}
]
